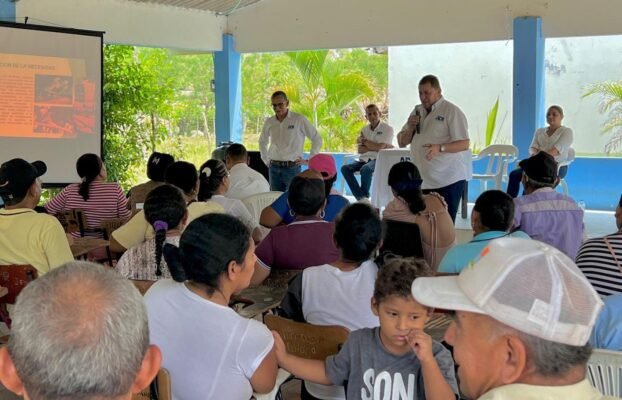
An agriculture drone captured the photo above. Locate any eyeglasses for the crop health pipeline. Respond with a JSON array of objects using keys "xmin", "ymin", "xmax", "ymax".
[{"xmin": 272, "ymin": 102, "xmax": 286, "ymax": 109}]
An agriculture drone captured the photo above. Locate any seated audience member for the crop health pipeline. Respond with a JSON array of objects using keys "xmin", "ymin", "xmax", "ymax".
[
  {"xmin": 260, "ymin": 153, "xmax": 349, "ymax": 228},
  {"xmin": 274, "ymin": 257, "xmax": 459, "ymax": 400},
  {"xmin": 45, "ymin": 153, "xmax": 131, "ymax": 237},
  {"xmin": 225, "ymin": 143, "xmax": 270, "ymax": 200},
  {"xmin": 0, "ymin": 261, "xmax": 161, "ymax": 400},
  {"xmin": 513, "ymin": 151, "xmax": 584, "ymax": 259},
  {"xmin": 0, "ymin": 159, "xmax": 73, "ymax": 275},
  {"xmin": 576, "ymin": 194, "xmax": 622, "ymax": 297},
  {"xmin": 412, "ymin": 238, "xmax": 611, "ymax": 400},
  {"xmin": 383, "ymin": 161, "xmax": 455, "ymax": 270},
  {"xmin": 145, "ymin": 214, "xmax": 277, "ymax": 399},
  {"xmin": 116, "ymin": 184, "xmax": 186, "ymax": 283},
  {"xmin": 110, "ymin": 161, "xmax": 223, "ymax": 253},
  {"xmin": 438, "ymin": 190, "xmax": 529, "ymax": 273},
  {"xmin": 341, "ymin": 104, "xmax": 394, "ymax": 201},
  {"xmin": 198, "ymin": 159, "xmax": 262, "ymax": 243},
  {"xmin": 590, "ymin": 294, "xmax": 622, "ymax": 350},
  {"xmin": 252, "ymin": 171, "xmax": 340, "ymax": 285},
  {"xmin": 507, "ymin": 105, "xmax": 573, "ymax": 198},
  {"xmin": 278, "ymin": 203, "xmax": 383, "ymax": 400},
  {"xmin": 127, "ymin": 151, "xmax": 174, "ymax": 213}
]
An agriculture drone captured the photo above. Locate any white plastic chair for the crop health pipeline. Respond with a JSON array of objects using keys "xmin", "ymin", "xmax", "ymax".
[
  {"xmin": 471, "ymin": 144, "xmax": 518, "ymax": 192},
  {"xmin": 557, "ymin": 147, "xmax": 576, "ymax": 196},
  {"xmin": 241, "ymin": 191, "xmax": 283, "ymax": 223},
  {"xmin": 587, "ymin": 349, "xmax": 622, "ymax": 397}
]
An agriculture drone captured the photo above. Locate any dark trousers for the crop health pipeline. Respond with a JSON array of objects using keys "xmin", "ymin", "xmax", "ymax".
[
  {"xmin": 269, "ymin": 164, "xmax": 301, "ymax": 192},
  {"xmin": 423, "ymin": 180, "xmax": 466, "ymax": 222},
  {"xmin": 507, "ymin": 166, "xmax": 568, "ymax": 198}
]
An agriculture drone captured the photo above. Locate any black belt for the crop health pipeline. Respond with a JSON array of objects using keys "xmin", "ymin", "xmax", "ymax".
[{"xmin": 270, "ymin": 160, "xmax": 298, "ymax": 167}]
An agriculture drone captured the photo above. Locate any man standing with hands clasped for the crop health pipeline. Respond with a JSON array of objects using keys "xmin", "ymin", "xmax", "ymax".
[
  {"xmin": 397, "ymin": 75, "xmax": 470, "ymax": 221},
  {"xmin": 259, "ymin": 91, "xmax": 323, "ymax": 191}
]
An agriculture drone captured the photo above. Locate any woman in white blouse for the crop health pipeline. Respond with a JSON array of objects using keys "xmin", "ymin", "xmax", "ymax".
[
  {"xmin": 507, "ymin": 105, "xmax": 574, "ymax": 197},
  {"xmin": 198, "ymin": 159, "xmax": 263, "ymax": 242}
]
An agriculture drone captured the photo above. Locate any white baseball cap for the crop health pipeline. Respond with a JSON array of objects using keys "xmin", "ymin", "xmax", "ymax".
[{"xmin": 412, "ymin": 238, "xmax": 603, "ymax": 346}]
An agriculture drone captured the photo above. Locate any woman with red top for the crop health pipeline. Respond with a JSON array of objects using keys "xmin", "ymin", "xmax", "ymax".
[{"xmin": 44, "ymin": 153, "xmax": 131, "ymax": 238}]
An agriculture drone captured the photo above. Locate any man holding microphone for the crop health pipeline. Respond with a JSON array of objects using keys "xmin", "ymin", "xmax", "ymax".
[{"xmin": 397, "ymin": 75, "xmax": 470, "ymax": 221}]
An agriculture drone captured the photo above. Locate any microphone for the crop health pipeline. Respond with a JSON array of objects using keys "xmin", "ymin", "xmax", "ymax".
[{"xmin": 413, "ymin": 105, "xmax": 422, "ymax": 135}]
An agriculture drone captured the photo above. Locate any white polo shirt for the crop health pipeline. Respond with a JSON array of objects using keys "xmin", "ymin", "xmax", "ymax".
[
  {"xmin": 259, "ymin": 110, "xmax": 322, "ymax": 165},
  {"xmin": 225, "ymin": 163, "xmax": 270, "ymax": 200},
  {"xmin": 401, "ymin": 97, "xmax": 470, "ymax": 189},
  {"xmin": 358, "ymin": 121, "xmax": 394, "ymax": 162}
]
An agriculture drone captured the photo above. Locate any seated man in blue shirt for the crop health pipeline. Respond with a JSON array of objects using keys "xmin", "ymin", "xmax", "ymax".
[
  {"xmin": 260, "ymin": 153, "xmax": 349, "ymax": 227},
  {"xmin": 590, "ymin": 294, "xmax": 622, "ymax": 350},
  {"xmin": 438, "ymin": 189, "xmax": 529, "ymax": 273}
]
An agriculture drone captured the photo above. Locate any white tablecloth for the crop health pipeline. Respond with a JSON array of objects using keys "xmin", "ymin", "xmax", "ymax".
[{"xmin": 370, "ymin": 148, "xmax": 412, "ymax": 209}]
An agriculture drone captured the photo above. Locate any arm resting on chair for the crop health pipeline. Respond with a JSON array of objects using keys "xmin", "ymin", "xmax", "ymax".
[
  {"xmin": 250, "ymin": 347, "xmax": 278, "ymax": 394},
  {"xmin": 272, "ymin": 332, "xmax": 332, "ymax": 385}
]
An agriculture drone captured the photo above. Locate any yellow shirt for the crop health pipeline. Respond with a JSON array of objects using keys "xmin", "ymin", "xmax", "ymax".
[
  {"xmin": 478, "ymin": 379, "xmax": 616, "ymax": 400},
  {"xmin": 112, "ymin": 201, "xmax": 224, "ymax": 250},
  {"xmin": 0, "ymin": 208, "xmax": 73, "ymax": 275}
]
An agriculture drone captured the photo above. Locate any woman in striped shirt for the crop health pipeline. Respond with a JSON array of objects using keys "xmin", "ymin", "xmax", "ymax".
[
  {"xmin": 576, "ymin": 194, "xmax": 622, "ymax": 297},
  {"xmin": 44, "ymin": 153, "xmax": 131, "ymax": 237}
]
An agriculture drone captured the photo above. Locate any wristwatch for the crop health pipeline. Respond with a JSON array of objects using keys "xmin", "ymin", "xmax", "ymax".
[{"xmin": 440, "ymin": 144, "xmax": 446, "ymax": 153}]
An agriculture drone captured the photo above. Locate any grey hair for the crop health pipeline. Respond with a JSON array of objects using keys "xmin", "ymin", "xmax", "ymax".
[
  {"xmin": 517, "ymin": 331, "xmax": 592, "ymax": 376},
  {"xmin": 492, "ymin": 321, "xmax": 592, "ymax": 376},
  {"xmin": 8, "ymin": 261, "xmax": 149, "ymax": 400}
]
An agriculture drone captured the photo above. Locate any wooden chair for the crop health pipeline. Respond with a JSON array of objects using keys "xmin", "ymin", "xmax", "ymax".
[
  {"xmin": 132, "ymin": 368, "xmax": 172, "ymax": 400},
  {"xmin": 254, "ymin": 315, "xmax": 349, "ymax": 400},
  {"xmin": 379, "ymin": 219, "xmax": 424, "ymax": 260},
  {"xmin": 0, "ymin": 265, "xmax": 38, "ymax": 328}
]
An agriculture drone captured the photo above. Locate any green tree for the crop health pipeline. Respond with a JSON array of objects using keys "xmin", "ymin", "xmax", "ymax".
[{"xmin": 583, "ymin": 81, "xmax": 622, "ymax": 154}]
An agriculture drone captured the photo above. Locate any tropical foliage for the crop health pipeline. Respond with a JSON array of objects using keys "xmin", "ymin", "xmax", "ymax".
[{"xmin": 583, "ymin": 81, "xmax": 622, "ymax": 154}]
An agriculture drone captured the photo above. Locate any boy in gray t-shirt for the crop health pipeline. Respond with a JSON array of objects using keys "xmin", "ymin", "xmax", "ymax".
[{"xmin": 273, "ymin": 258, "xmax": 459, "ymax": 400}]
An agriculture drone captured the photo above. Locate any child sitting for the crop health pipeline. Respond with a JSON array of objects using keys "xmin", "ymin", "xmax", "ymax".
[
  {"xmin": 273, "ymin": 257, "xmax": 459, "ymax": 400},
  {"xmin": 116, "ymin": 184, "xmax": 187, "ymax": 286},
  {"xmin": 278, "ymin": 202, "xmax": 384, "ymax": 399}
]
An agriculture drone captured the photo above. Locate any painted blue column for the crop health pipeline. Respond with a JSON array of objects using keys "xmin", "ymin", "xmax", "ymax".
[
  {"xmin": 214, "ymin": 34, "xmax": 242, "ymax": 145},
  {"xmin": 0, "ymin": 0, "xmax": 16, "ymax": 22},
  {"xmin": 512, "ymin": 17, "xmax": 545, "ymax": 159}
]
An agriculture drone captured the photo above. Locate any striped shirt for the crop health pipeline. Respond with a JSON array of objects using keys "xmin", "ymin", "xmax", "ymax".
[
  {"xmin": 44, "ymin": 181, "xmax": 131, "ymax": 237},
  {"xmin": 576, "ymin": 232, "xmax": 622, "ymax": 297}
]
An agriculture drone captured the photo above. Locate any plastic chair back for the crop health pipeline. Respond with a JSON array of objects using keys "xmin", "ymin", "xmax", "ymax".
[
  {"xmin": 380, "ymin": 220, "xmax": 424, "ymax": 259},
  {"xmin": 241, "ymin": 191, "xmax": 282, "ymax": 223},
  {"xmin": 587, "ymin": 349, "xmax": 622, "ymax": 397},
  {"xmin": 472, "ymin": 144, "xmax": 518, "ymax": 190}
]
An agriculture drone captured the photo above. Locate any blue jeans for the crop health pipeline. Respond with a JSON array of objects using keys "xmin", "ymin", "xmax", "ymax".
[
  {"xmin": 341, "ymin": 159, "xmax": 376, "ymax": 200},
  {"xmin": 269, "ymin": 164, "xmax": 301, "ymax": 192},
  {"xmin": 423, "ymin": 180, "xmax": 466, "ymax": 222}
]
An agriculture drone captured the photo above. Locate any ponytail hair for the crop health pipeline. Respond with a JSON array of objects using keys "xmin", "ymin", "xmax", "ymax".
[
  {"xmin": 163, "ymin": 214, "xmax": 251, "ymax": 294},
  {"xmin": 388, "ymin": 161, "xmax": 425, "ymax": 215},
  {"xmin": 144, "ymin": 184, "xmax": 186, "ymax": 277},
  {"xmin": 198, "ymin": 159, "xmax": 228, "ymax": 201},
  {"xmin": 76, "ymin": 153, "xmax": 103, "ymax": 201}
]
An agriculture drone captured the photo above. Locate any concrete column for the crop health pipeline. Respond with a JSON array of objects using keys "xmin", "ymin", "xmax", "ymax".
[
  {"xmin": 512, "ymin": 16, "xmax": 545, "ymax": 158},
  {"xmin": 213, "ymin": 34, "xmax": 242, "ymax": 145}
]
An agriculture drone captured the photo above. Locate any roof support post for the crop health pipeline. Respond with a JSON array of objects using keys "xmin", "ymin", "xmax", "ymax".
[
  {"xmin": 0, "ymin": 0, "xmax": 17, "ymax": 22},
  {"xmin": 214, "ymin": 33, "xmax": 242, "ymax": 145}
]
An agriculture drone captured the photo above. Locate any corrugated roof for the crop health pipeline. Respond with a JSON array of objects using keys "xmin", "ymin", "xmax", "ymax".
[{"xmin": 129, "ymin": 0, "xmax": 263, "ymax": 14}]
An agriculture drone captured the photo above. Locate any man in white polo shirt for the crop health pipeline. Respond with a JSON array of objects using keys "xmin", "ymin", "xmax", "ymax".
[
  {"xmin": 225, "ymin": 143, "xmax": 270, "ymax": 200},
  {"xmin": 259, "ymin": 91, "xmax": 323, "ymax": 191},
  {"xmin": 341, "ymin": 104, "xmax": 394, "ymax": 200},
  {"xmin": 397, "ymin": 75, "xmax": 470, "ymax": 221}
]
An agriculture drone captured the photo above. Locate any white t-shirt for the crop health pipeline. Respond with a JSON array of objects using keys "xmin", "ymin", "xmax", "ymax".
[
  {"xmin": 401, "ymin": 97, "xmax": 470, "ymax": 189},
  {"xmin": 358, "ymin": 122, "xmax": 395, "ymax": 162},
  {"xmin": 225, "ymin": 163, "xmax": 270, "ymax": 200},
  {"xmin": 210, "ymin": 195, "xmax": 259, "ymax": 231},
  {"xmin": 301, "ymin": 261, "xmax": 379, "ymax": 399},
  {"xmin": 259, "ymin": 110, "xmax": 322, "ymax": 165},
  {"xmin": 530, "ymin": 126, "xmax": 573, "ymax": 163},
  {"xmin": 145, "ymin": 280, "xmax": 274, "ymax": 400}
]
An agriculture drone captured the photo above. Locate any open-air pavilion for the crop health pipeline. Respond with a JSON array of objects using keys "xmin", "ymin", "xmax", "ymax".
[{"xmin": 1, "ymin": 0, "xmax": 621, "ymax": 209}]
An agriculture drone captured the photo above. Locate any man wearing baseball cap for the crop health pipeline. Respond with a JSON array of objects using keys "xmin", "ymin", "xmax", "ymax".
[
  {"xmin": 259, "ymin": 153, "xmax": 349, "ymax": 227},
  {"xmin": 0, "ymin": 158, "xmax": 73, "ymax": 275},
  {"xmin": 411, "ymin": 238, "xmax": 614, "ymax": 400},
  {"xmin": 513, "ymin": 151, "xmax": 584, "ymax": 259}
]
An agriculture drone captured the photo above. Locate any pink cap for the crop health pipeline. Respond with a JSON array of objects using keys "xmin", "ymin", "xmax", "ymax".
[{"xmin": 308, "ymin": 154, "xmax": 337, "ymax": 180}]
